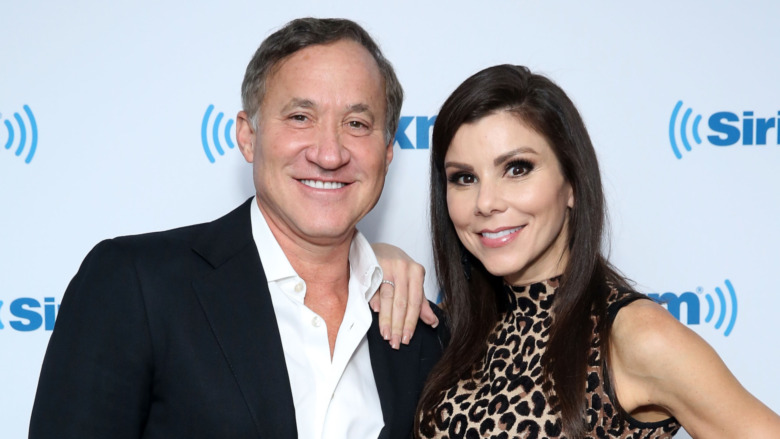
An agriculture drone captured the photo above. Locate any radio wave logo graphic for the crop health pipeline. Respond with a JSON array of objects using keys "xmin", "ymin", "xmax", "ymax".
[
  {"xmin": 201, "ymin": 105, "xmax": 236, "ymax": 163},
  {"xmin": 650, "ymin": 279, "xmax": 738, "ymax": 336},
  {"xmin": 668, "ymin": 100, "xmax": 703, "ymax": 160},
  {"xmin": 2, "ymin": 105, "xmax": 38, "ymax": 164}
]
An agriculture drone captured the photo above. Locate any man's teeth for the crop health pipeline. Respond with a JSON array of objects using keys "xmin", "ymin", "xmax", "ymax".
[
  {"xmin": 300, "ymin": 179, "xmax": 345, "ymax": 190},
  {"xmin": 481, "ymin": 227, "xmax": 522, "ymax": 239}
]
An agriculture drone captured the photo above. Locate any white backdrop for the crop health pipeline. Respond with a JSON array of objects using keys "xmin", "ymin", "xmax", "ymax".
[{"xmin": 2, "ymin": 1, "xmax": 778, "ymax": 437}]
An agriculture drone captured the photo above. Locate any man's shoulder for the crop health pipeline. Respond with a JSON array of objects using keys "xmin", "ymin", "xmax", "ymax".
[
  {"xmin": 109, "ymin": 221, "xmax": 207, "ymax": 251},
  {"xmin": 89, "ymin": 199, "xmax": 254, "ymax": 263}
]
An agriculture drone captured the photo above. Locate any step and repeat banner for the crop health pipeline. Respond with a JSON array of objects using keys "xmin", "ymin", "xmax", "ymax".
[{"xmin": 2, "ymin": 1, "xmax": 778, "ymax": 437}]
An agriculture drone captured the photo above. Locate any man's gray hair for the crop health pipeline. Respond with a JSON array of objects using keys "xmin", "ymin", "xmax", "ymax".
[{"xmin": 241, "ymin": 17, "xmax": 404, "ymax": 144}]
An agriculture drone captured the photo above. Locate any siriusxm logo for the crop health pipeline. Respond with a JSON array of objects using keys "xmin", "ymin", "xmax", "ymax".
[
  {"xmin": 649, "ymin": 279, "xmax": 737, "ymax": 336},
  {"xmin": 2, "ymin": 105, "xmax": 38, "ymax": 164},
  {"xmin": 669, "ymin": 100, "xmax": 779, "ymax": 159},
  {"xmin": 395, "ymin": 115, "xmax": 437, "ymax": 150},
  {"xmin": 0, "ymin": 297, "xmax": 60, "ymax": 332},
  {"xmin": 201, "ymin": 105, "xmax": 236, "ymax": 163}
]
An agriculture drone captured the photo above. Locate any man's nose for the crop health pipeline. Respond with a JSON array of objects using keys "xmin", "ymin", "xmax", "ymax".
[{"xmin": 305, "ymin": 123, "xmax": 350, "ymax": 169}]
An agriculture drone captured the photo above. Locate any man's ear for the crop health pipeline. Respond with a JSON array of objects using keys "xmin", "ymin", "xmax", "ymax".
[
  {"xmin": 384, "ymin": 136, "xmax": 394, "ymax": 173},
  {"xmin": 236, "ymin": 111, "xmax": 256, "ymax": 163}
]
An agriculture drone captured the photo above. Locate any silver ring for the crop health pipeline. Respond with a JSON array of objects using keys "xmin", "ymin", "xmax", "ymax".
[{"xmin": 381, "ymin": 279, "xmax": 395, "ymax": 289}]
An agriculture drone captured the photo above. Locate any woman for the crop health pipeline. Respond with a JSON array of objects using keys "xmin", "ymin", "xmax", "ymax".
[{"xmin": 412, "ymin": 65, "xmax": 780, "ymax": 438}]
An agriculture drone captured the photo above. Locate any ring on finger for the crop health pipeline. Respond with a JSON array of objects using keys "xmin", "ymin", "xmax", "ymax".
[{"xmin": 381, "ymin": 279, "xmax": 395, "ymax": 289}]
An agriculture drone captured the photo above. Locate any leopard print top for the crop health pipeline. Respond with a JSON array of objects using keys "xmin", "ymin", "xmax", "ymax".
[{"xmin": 419, "ymin": 278, "xmax": 681, "ymax": 439}]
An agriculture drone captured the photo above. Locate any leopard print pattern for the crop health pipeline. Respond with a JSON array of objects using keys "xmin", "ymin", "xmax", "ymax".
[{"xmin": 419, "ymin": 278, "xmax": 680, "ymax": 439}]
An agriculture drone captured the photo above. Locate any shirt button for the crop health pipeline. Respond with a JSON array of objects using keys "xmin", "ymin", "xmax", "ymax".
[
  {"xmin": 311, "ymin": 316, "xmax": 322, "ymax": 328},
  {"xmin": 294, "ymin": 282, "xmax": 304, "ymax": 293}
]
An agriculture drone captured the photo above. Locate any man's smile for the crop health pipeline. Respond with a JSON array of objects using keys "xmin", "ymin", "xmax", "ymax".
[{"xmin": 298, "ymin": 179, "xmax": 347, "ymax": 190}]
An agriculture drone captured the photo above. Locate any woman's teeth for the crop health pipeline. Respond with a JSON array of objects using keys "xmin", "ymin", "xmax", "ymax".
[{"xmin": 481, "ymin": 226, "xmax": 522, "ymax": 239}]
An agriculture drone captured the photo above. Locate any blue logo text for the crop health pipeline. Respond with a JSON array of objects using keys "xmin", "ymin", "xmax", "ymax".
[
  {"xmin": 649, "ymin": 279, "xmax": 737, "ymax": 336},
  {"xmin": 0, "ymin": 297, "xmax": 60, "ymax": 332},
  {"xmin": 395, "ymin": 115, "xmax": 437, "ymax": 150},
  {"xmin": 669, "ymin": 101, "xmax": 779, "ymax": 159}
]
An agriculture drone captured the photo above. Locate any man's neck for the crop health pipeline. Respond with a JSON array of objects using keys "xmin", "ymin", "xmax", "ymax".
[
  {"xmin": 284, "ymin": 240, "xmax": 351, "ymax": 285},
  {"xmin": 257, "ymin": 200, "xmax": 354, "ymax": 282},
  {"xmin": 258, "ymin": 203, "xmax": 356, "ymax": 357}
]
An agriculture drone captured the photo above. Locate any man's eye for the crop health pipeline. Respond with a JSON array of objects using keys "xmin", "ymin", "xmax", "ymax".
[
  {"xmin": 290, "ymin": 114, "xmax": 309, "ymax": 122},
  {"xmin": 344, "ymin": 120, "xmax": 372, "ymax": 136},
  {"xmin": 346, "ymin": 120, "xmax": 372, "ymax": 133}
]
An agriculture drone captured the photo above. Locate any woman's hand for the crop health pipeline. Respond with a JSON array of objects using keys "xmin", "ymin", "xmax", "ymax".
[{"xmin": 370, "ymin": 243, "xmax": 439, "ymax": 349}]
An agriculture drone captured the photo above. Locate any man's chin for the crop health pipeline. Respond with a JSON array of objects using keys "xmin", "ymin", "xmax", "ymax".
[{"xmin": 291, "ymin": 223, "xmax": 359, "ymax": 246}]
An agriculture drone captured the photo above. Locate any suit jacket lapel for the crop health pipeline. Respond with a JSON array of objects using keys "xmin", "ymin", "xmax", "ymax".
[
  {"xmin": 368, "ymin": 316, "xmax": 395, "ymax": 439},
  {"xmin": 369, "ymin": 310, "xmax": 436, "ymax": 439},
  {"xmin": 191, "ymin": 199, "xmax": 297, "ymax": 439}
]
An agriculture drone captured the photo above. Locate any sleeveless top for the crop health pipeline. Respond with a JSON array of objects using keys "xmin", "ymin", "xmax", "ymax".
[{"xmin": 418, "ymin": 278, "xmax": 681, "ymax": 439}]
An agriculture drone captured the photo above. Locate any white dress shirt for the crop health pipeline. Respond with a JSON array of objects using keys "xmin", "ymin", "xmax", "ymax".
[{"xmin": 249, "ymin": 198, "xmax": 384, "ymax": 439}]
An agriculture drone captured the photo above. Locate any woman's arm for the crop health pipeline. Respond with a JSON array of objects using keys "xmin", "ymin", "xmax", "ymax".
[{"xmin": 609, "ymin": 299, "xmax": 780, "ymax": 438}]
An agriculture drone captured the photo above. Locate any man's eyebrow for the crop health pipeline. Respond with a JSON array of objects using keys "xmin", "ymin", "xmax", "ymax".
[
  {"xmin": 347, "ymin": 103, "xmax": 376, "ymax": 120},
  {"xmin": 281, "ymin": 98, "xmax": 316, "ymax": 113},
  {"xmin": 347, "ymin": 103, "xmax": 370, "ymax": 113},
  {"xmin": 280, "ymin": 100, "xmax": 375, "ymax": 119}
]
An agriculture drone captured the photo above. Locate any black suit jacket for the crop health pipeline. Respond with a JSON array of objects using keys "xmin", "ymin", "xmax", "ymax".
[{"xmin": 29, "ymin": 199, "xmax": 443, "ymax": 439}]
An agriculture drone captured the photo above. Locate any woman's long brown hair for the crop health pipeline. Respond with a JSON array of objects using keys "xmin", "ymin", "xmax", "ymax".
[{"xmin": 417, "ymin": 65, "xmax": 632, "ymax": 438}]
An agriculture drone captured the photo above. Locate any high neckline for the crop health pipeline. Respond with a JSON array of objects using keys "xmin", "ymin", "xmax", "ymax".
[{"xmin": 499, "ymin": 276, "xmax": 561, "ymax": 313}]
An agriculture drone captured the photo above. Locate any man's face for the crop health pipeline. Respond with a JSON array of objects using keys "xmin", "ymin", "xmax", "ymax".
[{"xmin": 237, "ymin": 39, "xmax": 393, "ymax": 248}]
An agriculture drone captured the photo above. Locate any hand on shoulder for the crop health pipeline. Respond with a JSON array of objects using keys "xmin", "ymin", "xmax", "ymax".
[
  {"xmin": 609, "ymin": 299, "xmax": 780, "ymax": 438},
  {"xmin": 369, "ymin": 242, "xmax": 439, "ymax": 350}
]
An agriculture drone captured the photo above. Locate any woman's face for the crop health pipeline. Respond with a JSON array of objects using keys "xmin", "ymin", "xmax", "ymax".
[{"xmin": 444, "ymin": 111, "xmax": 574, "ymax": 285}]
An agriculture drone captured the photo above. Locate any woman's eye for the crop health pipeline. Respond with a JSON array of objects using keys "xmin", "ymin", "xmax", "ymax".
[
  {"xmin": 448, "ymin": 173, "xmax": 476, "ymax": 185},
  {"xmin": 507, "ymin": 160, "xmax": 533, "ymax": 177}
]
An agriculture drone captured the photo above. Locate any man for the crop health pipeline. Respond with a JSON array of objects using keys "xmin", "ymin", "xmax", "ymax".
[{"xmin": 30, "ymin": 18, "xmax": 442, "ymax": 439}]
